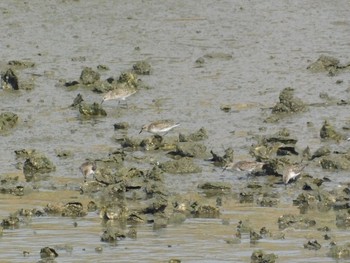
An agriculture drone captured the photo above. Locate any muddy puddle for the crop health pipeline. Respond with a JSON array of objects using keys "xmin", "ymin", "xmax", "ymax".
[{"xmin": 1, "ymin": 0, "xmax": 350, "ymax": 262}]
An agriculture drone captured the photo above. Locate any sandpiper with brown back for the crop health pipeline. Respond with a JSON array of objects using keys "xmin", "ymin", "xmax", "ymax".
[
  {"xmin": 223, "ymin": 160, "xmax": 265, "ymax": 173},
  {"xmin": 79, "ymin": 160, "xmax": 97, "ymax": 182},
  {"xmin": 101, "ymin": 85, "xmax": 136, "ymax": 106},
  {"xmin": 282, "ymin": 163, "xmax": 307, "ymax": 185},
  {"xmin": 139, "ymin": 120, "xmax": 180, "ymax": 135}
]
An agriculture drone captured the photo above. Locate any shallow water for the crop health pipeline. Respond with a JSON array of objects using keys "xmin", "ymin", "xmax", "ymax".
[{"xmin": 1, "ymin": 0, "xmax": 350, "ymax": 262}]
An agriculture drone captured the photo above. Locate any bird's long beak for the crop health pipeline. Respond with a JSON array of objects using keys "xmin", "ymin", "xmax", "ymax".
[{"xmin": 139, "ymin": 128, "xmax": 143, "ymax": 134}]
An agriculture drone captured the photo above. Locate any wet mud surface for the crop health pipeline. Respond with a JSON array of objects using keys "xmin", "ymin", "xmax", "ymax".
[{"xmin": 1, "ymin": 1, "xmax": 350, "ymax": 262}]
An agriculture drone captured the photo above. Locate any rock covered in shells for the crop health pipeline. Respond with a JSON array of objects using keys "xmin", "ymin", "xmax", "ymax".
[
  {"xmin": 132, "ymin": 61, "xmax": 152, "ymax": 75},
  {"xmin": 1, "ymin": 68, "xmax": 19, "ymax": 90},
  {"xmin": 328, "ymin": 242, "xmax": 350, "ymax": 259},
  {"xmin": 179, "ymin": 127, "xmax": 208, "ymax": 142},
  {"xmin": 40, "ymin": 247, "xmax": 58, "ymax": 259},
  {"xmin": 0, "ymin": 112, "xmax": 19, "ymax": 132},
  {"xmin": 44, "ymin": 202, "xmax": 87, "ymax": 217},
  {"xmin": 22, "ymin": 152, "xmax": 56, "ymax": 178},
  {"xmin": 207, "ymin": 147, "xmax": 234, "ymax": 167},
  {"xmin": 278, "ymin": 214, "xmax": 316, "ymax": 230},
  {"xmin": 266, "ymin": 87, "xmax": 307, "ymax": 122},
  {"xmin": 304, "ymin": 240, "xmax": 321, "ymax": 250},
  {"xmin": 79, "ymin": 102, "xmax": 107, "ymax": 117},
  {"xmin": 171, "ymin": 142, "xmax": 207, "ymax": 158},
  {"xmin": 79, "ymin": 67, "xmax": 100, "ymax": 85},
  {"xmin": 307, "ymin": 55, "xmax": 350, "ymax": 76},
  {"xmin": 160, "ymin": 157, "xmax": 202, "ymax": 174},
  {"xmin": 320, "ymin": 120, "xmax": 343, "ymax": 141},
  {"xmin": 251, "ymin": 249, "xmax": 278, "ymax": 263}
]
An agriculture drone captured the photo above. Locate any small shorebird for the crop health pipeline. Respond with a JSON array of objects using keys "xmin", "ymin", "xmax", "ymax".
[
  {"xmin": 282, "ymin": 163, "xmax": 306, "ymax": 185},
  {"xmin": 101, "ymin": 86, "xmax": 136, "ymax": 105},
  {"xmin": 139, "ymin": 120, "xmax": 180, "ymax": 135},
  {"xmin": 223, "ymin": 160, "xmax": 265, "ymax": 173},
  {"xmin": 79, "ymin": 161, "xmax": 97, "ymax": 182}
]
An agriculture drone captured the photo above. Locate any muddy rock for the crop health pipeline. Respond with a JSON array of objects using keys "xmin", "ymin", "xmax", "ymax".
[
  {"xmin": 122, "ymin": 167, "xmax": 146, "ymax": 189},
  {"xmin": 23, "ymin": 152, "xmax": 56, "ymax": 178},
  {"xmin": 145, "ymin": 166, "xmax": 164, "ymax": 182},
  {"xmin": 320, "ymin": 155, "xmax": 350, "ymax": 170},
  {"xmin": 160, "ymin": 157, "xmax": 202, "ymax": 174},
  {"xmin": 1, "ymin": 68, "xmax": 19, "ymax": 90},
  {"xmin": 97, "ymin": 64, "xmax": 109, "ymax": 70},
  {"xmin": 64, "ymin": 80, "xmax": 80, "ymax": 88},
  {"xmin": 265, "ymin": 128, "xmax": 298, "ymax": 145},
  {"xmin": 8, "ymin": 60, "xmax": 35, "ymax": 69},
  {"xmin": 320, "ymin": 120, "xmax": 343, "ymax": 141},
  {"xmin": 250, "ymin": 230, "xmax": 262, "ymax": 243},
  {"xmin": 99, "ymin": 204, "xmax": 128, "ymax": 221},
  {"xmin": 127, "ymin": 212, "xmax": 146, "ymax": 224},
  {"xmin": 251, "ymin": 250, "xmax": 277, "ymax": 263},
  {"xmin": 55, "ymin": 149, "xmax": 73, "ymax": 158},
  {"xmin": 307, "ymin": 55, "xmax": 340, "ymax": 72},
  {"xmin": 132, "ymin": 61, "xmax": 152, "ymax": 75},
  {"xmin": 70, "ymin": 93, "xmax": 84, "ymax": 108},
  {"xmin": 336, "ymin": 212, "xmax": 350, "ymax": 228},
  {"xmin": 101, "ymin": 226, "xmax": 126, "ymax": 243},
  {"xmin": 44, "ymin": 202, "xmax": 87, "ymax": 217},
  {"xmin": 198, "ymin": 182, "xmax": 232, "ymax": 191},
  {"xmin": 171, "ymin": 142, "xmax": 207, "ymax": 158},
  {"xmin": 94, "ymin": 169, "xmax": 118, "ymax": 185},
  {"xmin": 117, "ymin": 136, "xmax": 140, "ymax": 149},
  {"xmin": 208, "ymin": 147, "xmax": 234, "ymax": 167},
  {"xmin": 179, "ymin": 127, "xmax": 208, "ymax": 142},
  {"xmin": 257, "ymin": 196, "xmax": 279, "ymax": 207},
  {"xmin": 80, "ymin": 67, "xmax": 100, "ymax": 85},
  {"xmin": 79, "ymin": 102, "xmax": 107, "ymax": 117},
  {"xmin": 278, "ymin": 214, "xmax": 316, "ymax": 230},
  {"xmin": 62, "ymin": 202, "xmax": 87, "ymax": 217},
  {"xmin": 304, "ymin": 240, "xmax": 321, "ymax": 250},
  {"xmin": 250, "ymin": 130, "xmax": 299, "ymax": 162},
  {"xmin": 307, "ymin": 55, "xmax": 350, "ymax": 75},
  {"xmin": 192, "ymin": 204, "xmax": 220, "ymax": 218},
  {"xmin": 259, "ymin": 227, "xmax": 271, "ymax": 238},
  {"xmin": 0, "ymin": 185, "xmax": 24, "ymax": 196},
  {"xmin": 0, "ymin": 112, "xmax": 19, "ymax": 132},
  {"xmin": 118, "ymin": 72, "xmax": 138, "ymax": 87},
  {"xmin": 103, "ymin": 182, "xmax": 127, "ymax": 199},
  {"xmin": 311, "ymin": 146, "xmax": 331, "ymax": 159},
  {"xmin": 268, "ymin": 87, "xmax": 307, "ymax": 119},
  {"xmin": 0, "ymin": 174, "xmax": 19, "ymax": 185},
  {"xmin": 333, "ymin": 201, "xmax": 350, "ymax": 210},
  {"xmin": 14, "ymin": 149, "xmax": 37, "ymax": 159},
  {"xmin": 293, "ymin": 192, "xmax": 319, "ymax": 211},
  {"xmin": 145, "ymin": 180, "xmax": 168, "ymax": 198},
  {"xmin": 143, "ymin": 194, "xmax": 168, "ymax": 214},
  {"xmin": 40, "ymin": 247, "xmax": 58, "ymax": 259},
  {"xmin": 1, "ymin": 215, "xmax": 20, "ymax": 229},
  {"xmin": 140, "ymin": 135, "xmax": 164, "ymax": 151},
  {"xmin": 220, "ymin": 104, "xmax": 232, "ymax": 112},
  {"xmin": 195, "ymin": 56, "xmax": 205, "ymax": 67},
  {"xmin": 103, "ymin": 150, "xmax": 126, "ymax": 166},
  {"xmin": 239, "ymin": 192, "xmax": 254, "ymax": 203},
  {"xmin": 80, "ymin": 180, "xmax": 107, "ymax": 194},
  {"xmin": 328, "ymin": 242, "xmax": 350, "ymax": 259},
  {"xmin": 114, "ymin": 122, "xmax": 129, "ymax": 130}
]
